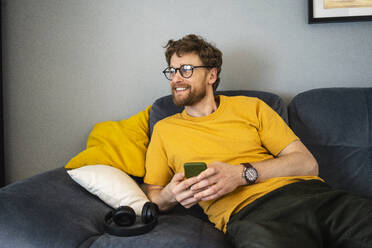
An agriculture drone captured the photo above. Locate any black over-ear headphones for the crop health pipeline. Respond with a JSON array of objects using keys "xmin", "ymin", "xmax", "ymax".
[{"xmin": 104, "ymin": 202, "xmax": 159, "ymax": 236}]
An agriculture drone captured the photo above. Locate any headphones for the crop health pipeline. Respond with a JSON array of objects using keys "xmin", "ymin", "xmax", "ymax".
[{"xmin": 104, "ymin": 202, "xmax": 159, "ymax": 237}]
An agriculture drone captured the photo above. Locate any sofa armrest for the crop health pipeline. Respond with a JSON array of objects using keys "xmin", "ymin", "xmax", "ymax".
[
  {"xmin": 288, "ymin": 87, "xmax": 372, "ymax": 198},
  {"xmin": 0, "ymin": 167, "xmax": 109, "ymax": 247}
]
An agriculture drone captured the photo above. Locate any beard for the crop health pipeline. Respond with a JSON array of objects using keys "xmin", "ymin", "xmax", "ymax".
[{"xmin": 172, "ymin": 84, "xmax": 207, "ymax": 107}]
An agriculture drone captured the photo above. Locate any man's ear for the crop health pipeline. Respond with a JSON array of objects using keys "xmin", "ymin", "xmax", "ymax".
[{"xmin": 208, "ymin": 68, "xmax": 217, "ymax": 85}]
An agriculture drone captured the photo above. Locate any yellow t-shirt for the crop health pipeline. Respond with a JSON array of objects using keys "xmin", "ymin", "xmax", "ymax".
[{"xmin": 144, "ymin": 95, "xmax": 322, "ymax": 232}]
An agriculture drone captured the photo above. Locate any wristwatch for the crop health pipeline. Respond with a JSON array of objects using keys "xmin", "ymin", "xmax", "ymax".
[{"xmin": 241, "ymin": 163, "xmax": 258, "ymax": 185}]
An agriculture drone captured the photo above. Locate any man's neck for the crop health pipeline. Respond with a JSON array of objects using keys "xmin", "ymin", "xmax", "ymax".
[{"xmin": 185, "ymin": 93, "xmax": 218, "ymax": 117}]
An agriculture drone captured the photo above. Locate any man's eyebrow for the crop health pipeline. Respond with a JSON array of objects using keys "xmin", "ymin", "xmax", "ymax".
[{"xmin": 169, "ymin": 64, "xmax": 188, "ymax": 68}]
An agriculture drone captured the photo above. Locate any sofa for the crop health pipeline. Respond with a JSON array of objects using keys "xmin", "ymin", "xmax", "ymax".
[{"xmin": 0, "ymin": 87, "xmax": 371, "ymax": 248}]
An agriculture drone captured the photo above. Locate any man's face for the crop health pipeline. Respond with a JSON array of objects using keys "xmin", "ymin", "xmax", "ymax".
[{"xmin": 169, "ymin": 53, "xmax": 210, "ymax": 107}]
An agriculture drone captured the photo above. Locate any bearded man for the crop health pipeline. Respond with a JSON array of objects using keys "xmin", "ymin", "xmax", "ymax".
[{"xmin": 144, "ymin": 34, "xmax": 372, "ymax": 248}]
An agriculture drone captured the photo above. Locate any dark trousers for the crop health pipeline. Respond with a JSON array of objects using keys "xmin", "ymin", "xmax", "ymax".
[{"xmin": 226, "ymin": 180, "xmax": 372, "ymax": 248}]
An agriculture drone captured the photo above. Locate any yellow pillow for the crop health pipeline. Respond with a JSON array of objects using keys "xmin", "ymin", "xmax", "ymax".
[{"xmin": 65, "ymin": 105, "xmax": 151, "ymax": 177}]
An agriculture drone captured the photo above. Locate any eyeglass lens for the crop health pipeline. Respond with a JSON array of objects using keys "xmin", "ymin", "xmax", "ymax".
[{"xmin": 165, "ymin": 65, "xmax": 194, "ymax": 80}]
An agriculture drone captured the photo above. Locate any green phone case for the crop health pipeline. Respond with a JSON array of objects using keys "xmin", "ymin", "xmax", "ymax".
[{"xmin": 184, "ymin": 162, "xmax": 207, "ymax": 178}]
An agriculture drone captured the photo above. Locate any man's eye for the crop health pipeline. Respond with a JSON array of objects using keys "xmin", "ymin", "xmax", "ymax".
[{"xmin": 182, "ymin": 65, "xmax": 193, "ymax": 72}]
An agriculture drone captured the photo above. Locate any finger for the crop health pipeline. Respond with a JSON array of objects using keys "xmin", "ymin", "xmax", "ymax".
[
  {"xmin": 197, "ymin": 167, "xmax": 217, "ymax": 181},
  {"xmin": 172, "ymin": 172, "xmax": 185, "ymax": 182},
  {"xmin": 191, "ymin": 185, "xmax": 209, "ymax": 194},
  {"xmin": 190, "ymin": 176, "xmax": 218, "ymax": 191},
  {"xmin": 175, "ymin": 187, "xmax": 202, "ymax": 205},
  {"xmin": 172, "ymin": 177, "xmax": 199, "ymax": 195},
  {"xmin": 180, "ymin": 195, "xmax": 200, "ymax": 208},
  {"xmin": 194, "ymin": 184, "xmax": 222, "ymax": 201},
  {"xmin": 180, "ymin": 177, "xmax": 199, "ymax": 190},
  {"xmin": 176, "ymin": 190, "xmax": 196, "ymax": 203},
  {"xmin": 199, "ymin": 182, "xmax": 230, "ymax": 201}
]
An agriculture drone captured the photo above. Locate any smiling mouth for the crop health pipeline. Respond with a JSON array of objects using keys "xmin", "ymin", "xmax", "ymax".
[
  {"xmin": 173, "ymin": 86, "xmax": 190, "ymax": 93},
  {"xmin": 175, "ymin": 87, "xmax": 187, "ymax": 92}
]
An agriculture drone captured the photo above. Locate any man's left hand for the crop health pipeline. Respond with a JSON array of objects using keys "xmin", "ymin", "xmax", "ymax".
[{"xmin": 190, "ymin": 161, "xmax": 245, "ymax": 201}]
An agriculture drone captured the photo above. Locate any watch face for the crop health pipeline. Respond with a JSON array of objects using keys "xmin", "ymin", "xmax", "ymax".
[{"xmin": 245, "ymin": 167, "xmax": 258, "ymax": 184}]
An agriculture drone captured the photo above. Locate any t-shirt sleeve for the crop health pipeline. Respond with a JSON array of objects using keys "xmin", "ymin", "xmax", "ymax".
[
  {"xmin": 144, "ymin": 124, "xmax": 174, "ymax": 186},
  {"xmin": 256, "ymin": 99, "xmax": 299, "ymax": 156}
]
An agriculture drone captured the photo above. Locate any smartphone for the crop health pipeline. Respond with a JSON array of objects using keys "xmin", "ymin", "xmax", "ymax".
[{"xmin": 184, "ymin": 162, "xmax": 207, "ymax": 178}]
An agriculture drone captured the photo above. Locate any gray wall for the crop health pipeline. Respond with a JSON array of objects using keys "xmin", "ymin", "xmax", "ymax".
[{"xmin": 2, "ymin": 0, "xmax": 372, "ymax": 184}]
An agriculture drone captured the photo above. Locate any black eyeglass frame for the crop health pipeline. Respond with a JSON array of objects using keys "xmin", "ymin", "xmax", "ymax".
[{"xmin": 162, "ymin": 65, "xmax": 214, "ymax": 80}]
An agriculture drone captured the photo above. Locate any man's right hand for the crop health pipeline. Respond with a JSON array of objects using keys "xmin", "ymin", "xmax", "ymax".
[
  {"xmin": 167, "ymin": 172, "xmax": 201, "ymax": 209},
  {"xmin": 146, "ymin": 172, "xmax": 201, "ymax": 211}
]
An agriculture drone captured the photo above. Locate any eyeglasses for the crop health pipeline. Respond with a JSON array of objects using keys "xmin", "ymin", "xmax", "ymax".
[{"xmin": 162, "ymin": 64, "xmax": 214, "ymax": 80}]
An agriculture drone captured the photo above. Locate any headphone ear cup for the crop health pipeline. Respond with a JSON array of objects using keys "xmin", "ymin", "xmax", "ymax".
[
  {"xmin": 112, "ymin": 206, "xmax": 136, "ymax": 226},
  {"xmin": 141, "ymin": 202, "xmax": 159, "ymax": 224}
]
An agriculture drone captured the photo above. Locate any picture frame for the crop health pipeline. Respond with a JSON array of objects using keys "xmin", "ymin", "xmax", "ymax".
[{"xmin": 309, "ymin": 0, "xmax": 372, "ymax": 23}]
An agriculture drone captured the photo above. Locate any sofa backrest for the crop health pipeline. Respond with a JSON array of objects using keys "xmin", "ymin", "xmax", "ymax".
[
  {"xmin": 288, "ymin": 87, "xmax": 372, "ymax": 198},
  {"xmin": 149, "ymin": 90, "xmax": 288, "ymax": 137}
]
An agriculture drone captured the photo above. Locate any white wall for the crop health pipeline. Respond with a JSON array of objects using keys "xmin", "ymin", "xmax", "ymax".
[{"xmin": 2, "ymin": 0, "xmax": 372, "ymax": 183}]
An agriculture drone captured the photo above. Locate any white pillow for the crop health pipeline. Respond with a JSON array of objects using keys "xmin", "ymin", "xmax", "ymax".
[{"xmin": 67, "ymin": 165, "xmax": 149, "ymax": 216}]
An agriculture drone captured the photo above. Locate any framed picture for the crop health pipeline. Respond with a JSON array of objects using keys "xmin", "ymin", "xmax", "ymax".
[{"xmin": 309, "ymin": 0, "xmax": 372, "ymax": 23}]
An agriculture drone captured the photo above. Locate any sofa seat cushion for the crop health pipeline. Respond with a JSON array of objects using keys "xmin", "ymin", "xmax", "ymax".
[
  {"xmin": 90, "ymin": 210, "xmax": 230, "ymax": 248},
  {"xmin": 288, "ymin": 87, "xmax": 372, "ymax": 198},
  {"xmin": 0, "ymin": 168, "xmax": 231, "ymax": 248}
]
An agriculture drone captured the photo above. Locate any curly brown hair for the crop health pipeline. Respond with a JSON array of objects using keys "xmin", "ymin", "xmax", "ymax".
[{"xmin": 164, "ymin": 34, "xmax": 223, "ymax": 91}]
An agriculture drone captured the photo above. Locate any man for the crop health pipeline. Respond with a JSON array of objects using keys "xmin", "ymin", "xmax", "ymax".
[{"xmin": 144, "ymin": 34, "xmax": 372, "ymax": 247}]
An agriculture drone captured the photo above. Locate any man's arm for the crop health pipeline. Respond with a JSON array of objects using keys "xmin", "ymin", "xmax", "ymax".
[
  {"xmin": 145, "ymin": 172, "xmax": 202, "ymax": 211},
  {"xmin": 251, "ymin": 140, "xmax": 318, "ymax": 183},
  {"xmin": 191, "ymin": 140, "xmax": 318, "ymax": 201}
]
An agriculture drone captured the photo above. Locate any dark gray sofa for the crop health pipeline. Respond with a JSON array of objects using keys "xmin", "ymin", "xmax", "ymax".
[{"xmin": 0, "ymin": 87, "xmax": 371, "ymax": 247}]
